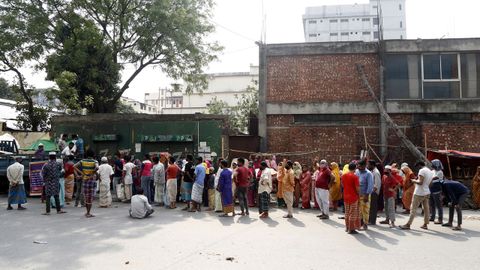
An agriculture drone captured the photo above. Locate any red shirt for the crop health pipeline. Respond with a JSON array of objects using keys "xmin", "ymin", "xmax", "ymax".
[
  {"xmin": 64, "ymin": 162, "xmax": 75, "ymax": 177},
  {"xmin": 236, "ymin": 166, "xmax": 250, "ymax": 188},
  {"xmin": 166, "ymin": 164, "xmax": 179, "ymax": 179},
  {"xmin": 315, "ymin": 168, "xmax": 331, "ymax": 189},
  {"xmin": 342, "ymin": 172, "xmax": 360, "ymax": 204},
  {"xmin": 141, "ymin": 161, "xmax": 153, "ymax": 177},
  {"xmin": 382, "ymin": 174, "xmax": 400, "ymax": 198}
]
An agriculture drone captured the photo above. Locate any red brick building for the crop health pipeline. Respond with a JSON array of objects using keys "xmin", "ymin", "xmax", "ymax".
[{"xmin": 258, "ymin": 39, "xmax": 480, "ymax": 165}]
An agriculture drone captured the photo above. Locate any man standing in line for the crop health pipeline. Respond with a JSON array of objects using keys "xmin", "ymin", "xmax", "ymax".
[
  {"xmin": 315, "ymin": 160, "xmax": 331, "ymax": 220},
  {"xmin": 112, "ymin": 153, "xmax": 124, "ymax": 202},
  {"xmin": 190, "ymin": 157, "xmax": 206, "ymax": 212},
  {"xmin": 342, "ymin": 163, "xmax": 361, "ymax": 234},
  {"xmin": 6, "ymin": 156, "xmax": 27, "ymax": 210},
  {"xmin": 140, "ymin": 154, "xmax": 153, "ymax": 203},
  {"xmin": 152, "ymin": 156, "xmax": 165, "ymax": 206},
  {"xmin": 400, "ymin": 161, "xmax": 434, "ymax": 230},
  {"xmin": 356, "ymin": 160, "xmax": 374, "ymax": 230},
  {"xmin": 258, "ymin": 161, "xmax": 272, "ymax": 218},
  {"xmin": 98, "ymin": 157, "xmax": 114, "ymax": 208},
  {"xmin": 441, "ymin": 180, "xmax": 470, "ymax": 231},
  {"xmin": 283, "ymin": 161, "xmax": 295, "ymax": 219},
  {"xmin": 182, "ymin": 155, "xmax": 195, "ymax": 210},
  {"xmin": 233, "ymin": 157, "xmax": 250, "ymax": 216},
  {"xmin": 42, "ymin": 152, "xmax": 67, "ymax": 215},
  {"xmin": 166, "ymin": 157, "xmax": 179, "ymax": 209},
  {"xmin": 367, "ymin": 160, "xmax": 381, "ymax": 225},
  {"xmin": 74, "ymin": 149, "xmax": 98, "ymax": 218},
  {"xmin": 122, "ymin": 155, "xmax": 136, "ymax": 203}
]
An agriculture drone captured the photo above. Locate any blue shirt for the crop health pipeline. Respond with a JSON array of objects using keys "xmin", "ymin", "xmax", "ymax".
[
  {"xmin": 356, "ymin": 169, "xmax": 374, "ymax": 195},
  {"xmin": 194, "ymin": 164, "xmax": 206, "ymax": 186},
  {"xmin": 443, "ymin": 180, "xmax": 469, "ymax": 205},
  {"xmin": 75, "ymin": 138, "xmax": 84, "ymax": 155}
]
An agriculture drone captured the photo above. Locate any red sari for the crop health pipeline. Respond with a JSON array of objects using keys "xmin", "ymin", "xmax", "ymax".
[{"xmin": 301, "ymin": 171, "xmax": 312, "ymax": 209}]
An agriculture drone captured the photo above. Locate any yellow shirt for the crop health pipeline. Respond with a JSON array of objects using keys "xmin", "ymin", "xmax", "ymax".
[{"xmin": 283, "ymin": 169, "xmax": 295, "ymax": 192}]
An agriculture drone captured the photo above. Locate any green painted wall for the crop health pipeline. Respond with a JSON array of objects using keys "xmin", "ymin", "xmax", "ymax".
[{"xmin": 51, "ymin": 114, "xmax": 227, "ymax": 160}]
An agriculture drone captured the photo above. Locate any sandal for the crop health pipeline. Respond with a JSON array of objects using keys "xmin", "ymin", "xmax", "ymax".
[{"xmin": 57, "ymin": 211, "xmax": 67, "ymax": 214}]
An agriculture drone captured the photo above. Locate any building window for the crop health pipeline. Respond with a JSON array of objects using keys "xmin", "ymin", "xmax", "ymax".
[
  {"xmin": 422, "ymin": 54, "xmax": 461, "ymax": 98},
  {"xmin": 330, "ymin": 33, "xmax": 338, "ymax": 36},
  {"xmin": 309, "ymin": 34, "xmax": 317, "ymax": 37},
  {"xmin": 329, "ymin": 19, "xmax": 338, "ymax": 23},
  {"xmin": 399, "ymin": 4, "xmax": 402, "ymax": 10},
  {"xmin": 308, "ymin": 20, "xmax": 317, "ymax": 24},
  {"xmin": 400, "ymin": 35, "xmax": 403, "ymax": 39},
  {"xmin": 372, "ymin": 5, "xmax": 378, "ymax": 9},
  {"xmin": 373, "ymin": 17, "xmax": 379, "ymax": 25},
  {"xmin": 341, "ymin": 32, "xmax": 349, "ymax": 36},
  {"xmin": 362, "ymin": 18, "xmax": 370, "ymax": 22},
  {"xmin": 373, "ymin": 31, "xmax": 379, "ymax": 39},
  {"xmin": 363, "ymin": 31, "xmax": 370, "ymax": 35},
  {"xmin": 400, "ymin": 21, "xmax": 403, "ymax": 28},
  {"xmin": 340, "ymin": 19, "xmax": 348, "ymax": 22}
]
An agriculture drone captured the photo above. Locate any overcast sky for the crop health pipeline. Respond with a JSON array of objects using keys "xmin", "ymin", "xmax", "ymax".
[{"xmin": 8, "ymin": 0, "xmax": 480, "ymax": 102}]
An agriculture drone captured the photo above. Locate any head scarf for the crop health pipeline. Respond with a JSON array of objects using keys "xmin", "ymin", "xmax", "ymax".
[
  {"xmin": 293, "ymin": 162, "xmax": 302, "ymax": 178},
  {"xmin": 331, "ymin": 162, "xmax": 340, "ymax": 179},
  {"xmin": 431, "ymin": 159, "xmax": 444, "ymax": 171}
]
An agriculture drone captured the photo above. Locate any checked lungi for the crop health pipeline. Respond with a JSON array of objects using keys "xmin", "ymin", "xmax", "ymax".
[
  {"xmin": 83, "ymin": 179, "xmax": 97, "ymax": 205},
  {"xmin": 345, "ymin": 201, "xmax": 361, "ymax": 231},
  {"xmin": 258, "ymin": 191, "xmax": 270, "ymax": 214},
  {"xmin": 8, "ymin": 184, "xmax": 27, "ymax": 205},
  {"xmin": 191, "ymin": 183, "xmax": 204, "ymax": 204}
]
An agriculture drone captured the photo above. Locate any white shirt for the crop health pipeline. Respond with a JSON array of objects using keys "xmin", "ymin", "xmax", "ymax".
[
  {"xmin": 370, "ymin": 168, "xmax": 382, "ymax": 194},
  {"xmin": 214, "ymin": 168, "xmax": 223, "ymax": 187},
  {"xmin": 415, "ymin": 167, "xmax": 434, "ymax": 196},
  {"xmin": 258, "ymin": 168, "xmax": 272, "ymax": 194},
  {"xmin": 98, "ymin": 163, "xmax": 114, "ymax": 186},
  {"xmin": 152, "ymin": 163, "xmax": 165, "ymax": 184},
  {"xmin": 123, "ymin": 162, "xmax": 135, "ymax": 185},
  {"xmin": 130, "ymin": 194, "xmax": 153, "ymax": 218},
  {"xmin": 7, "ymin": 162, "xmax": 24, "ymax": 185},
  {"xmin": 61, "ymin": 147, "xmax": 73, "ymax": 157}
]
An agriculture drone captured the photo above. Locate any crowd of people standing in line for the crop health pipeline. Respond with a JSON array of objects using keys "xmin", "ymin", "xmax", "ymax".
[{"xmin": 5, "ymin": 142, "xmax": 479, "ymax": 234}]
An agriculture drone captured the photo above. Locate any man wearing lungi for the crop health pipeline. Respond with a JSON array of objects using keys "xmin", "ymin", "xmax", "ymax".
[{"xmin": 6, "ymin": 156, "xmax": 27, "ymax": 210}]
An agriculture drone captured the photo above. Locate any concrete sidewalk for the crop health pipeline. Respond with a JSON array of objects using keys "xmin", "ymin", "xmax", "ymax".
[{"xmin": 1, "ymin": 196, "xmax": 479, "ymax": 270}]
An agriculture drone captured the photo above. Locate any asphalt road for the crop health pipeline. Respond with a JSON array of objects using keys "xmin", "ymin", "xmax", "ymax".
[{"xmin": 1, "ymin": 196, "xmax": 479, "ymax": 270}]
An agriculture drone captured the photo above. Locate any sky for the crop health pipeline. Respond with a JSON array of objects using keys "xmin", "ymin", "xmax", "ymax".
[{"xmin": 6, "ymin": 0, "xmax": 480, "ymax": 102}]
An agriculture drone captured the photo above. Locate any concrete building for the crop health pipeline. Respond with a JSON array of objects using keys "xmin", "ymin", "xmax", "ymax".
[
  {"xmin": 258, "ymin": 38, "xmax": 480, "ymax": 165},
  {"xmin": 144, "ymin": 66, "xmax": 259, "ymax": 114},
  {"xmin": 303, "ymin": 0, "xmax": 406, "ymax": 42},
  {"xmin": 120, "ymin": 96, "xmax": 158, "ymax": 114}
]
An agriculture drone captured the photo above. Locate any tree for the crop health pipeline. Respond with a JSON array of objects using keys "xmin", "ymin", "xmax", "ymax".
[
  {"xmin": 0, "ymin": 0, "xmax": 54, "ymax": 131},
  {"xmin": 0, "ymin": 78, "xmax": 16, "ymax": 100},
  {"xmin": 115, "ymin": 102, "xmax": 137, "ymax": 114},
  {"xmin": 46, "ymin": 16, "xmax": 122, "ymax": 113},
  {"xmin": 1, "ymin": 0, "xmax": 220, "ymax": 119},
  {"xmin": 207, "ymin": 80, "xmax": 259, "ymax": 134}
]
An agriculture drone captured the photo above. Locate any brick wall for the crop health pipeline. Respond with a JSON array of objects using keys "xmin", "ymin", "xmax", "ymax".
[{"xmin": 267, "ymin": 54, "xmax": 379, "ymax": 103}]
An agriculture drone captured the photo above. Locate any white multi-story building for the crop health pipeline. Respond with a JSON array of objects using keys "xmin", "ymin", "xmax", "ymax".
[
  {"xmin": 120, "ymin": 96, "xmax": 158, "ymax": 114},
  {"xmin": 144, "ymin": 65, "xmax": 259, "ymax": 115},
  {"xmin": 303, "ymin": 0, "xmax": 406, "ymax": 42}
]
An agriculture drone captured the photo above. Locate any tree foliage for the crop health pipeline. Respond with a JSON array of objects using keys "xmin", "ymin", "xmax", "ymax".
[
  {"xmin": 0, "ymin": 0, "xmax": 221, "ymax": 125},
  {"xmin": 0, "ymin": 77, "xmax": 16, "ymax": 100},
  {"xmin": 207, "ymin": 80, "xmax": 259, "ymax": 134}
]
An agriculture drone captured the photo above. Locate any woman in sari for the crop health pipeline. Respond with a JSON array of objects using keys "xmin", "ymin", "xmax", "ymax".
[
  {"xmin": 472, "ymin": 166, "xmax": 480, "ymax": 209},
  {"xmin": 64, "ymin": 155, "xmax": 75, "ymax": 204},
  {"xmin": 400, "ymin": 164, "xmax": 416, "ymax": 214},
  {"xmin": 247, "ymin": 161, "xmax": 257, "ymax": 207},
  {"xmin": 329, "ymin": 162, "xmax": 342, "ymax": 211},
  {"xmin": 276, "ymin": 162, "xmax": 286, "ymax": 207},
  {"xmin": 293, "ymin": 162, "xmax": 302, "ymax": 208},
  {"xmin": 300, "ymin": 165, "xmax": 312, "ymax": 209},
  {"xmin": 217, "ymin": 160, "xmax": 234, "ymax": 217}
]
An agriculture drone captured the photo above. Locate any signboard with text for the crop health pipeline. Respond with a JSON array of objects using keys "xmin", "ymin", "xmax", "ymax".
[{"xmin": 29, "ymin": 161, "xmax": 47, "ymax": 196}]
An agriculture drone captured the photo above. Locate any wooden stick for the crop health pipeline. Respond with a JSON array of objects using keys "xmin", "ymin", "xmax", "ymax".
[
  {"xmin": 367, "ymin": 143, "xmax": 382, "ymax": 162},
  {"xmin": 445, "ymin": 144, "xmax": 453, "ymax": 179}
]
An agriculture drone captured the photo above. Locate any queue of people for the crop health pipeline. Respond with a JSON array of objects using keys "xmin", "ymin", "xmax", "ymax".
[{"xmin": 5, "ymin": 149, "xmax": 474, "ymax": 234}]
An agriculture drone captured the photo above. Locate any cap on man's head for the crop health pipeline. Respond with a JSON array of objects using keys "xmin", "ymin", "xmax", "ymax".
[
  {"xmin": 385, "ymin": 165, "xmax": 392, "ymax": 170},
  {"xmin": 320, "ymin": 159, "xmax": 327, "ymax": 164},
  {"xmin": 38, "ymin": 143, "xmax": 44, "ymax": 147},
  {"xmin": 48, "ymin": 152, "xmax": 56, "ymax": 156},
  {"xmin": 101, "ymin": 157, "xmax": 108, "ymax": 162},
  {"xmin": 13, "ymin": 156, "xmax": 23, "ymax": 160}
]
